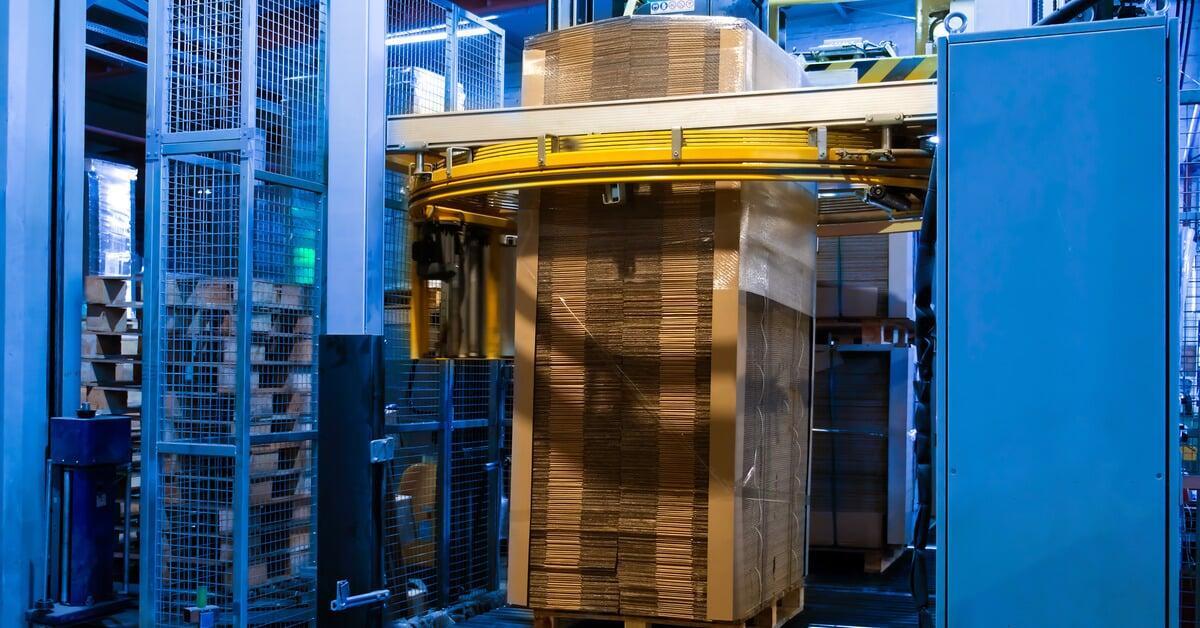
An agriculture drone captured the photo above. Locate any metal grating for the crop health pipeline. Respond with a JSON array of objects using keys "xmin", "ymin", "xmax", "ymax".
[
  {"xmin": 166, "ymin": 0, "xmax": 243, "ymax": 134},
  {"xmin": 385, "ymin": 169, "xmax": 413, "ymax": 380},
  {"xmin": 385, "ymin": 0, "xmax": 503, "ymax": 116},
  {"xmin": 155, "ymin": 454, "xmax": 235, "ymax": 625},
  {"xmin": 449, "ymin": 361, "xmax": 493, "ymax": 596},
  {"xmin": 147, "ymin": 0, "xmax": 326, "ymax": 625},
  {"xmin": 256, "ymin": 0, "xmax": 326, "ymax": 180},
  {"xmin": 381, "ymin": 358, "xmax": 510, "ymax": 622},
  {"xmin": 1183, "ymin": 94, "xmax": 1200, "ymax": 628}
]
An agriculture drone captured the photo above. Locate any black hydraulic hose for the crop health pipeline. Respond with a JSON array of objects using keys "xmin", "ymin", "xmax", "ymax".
[
  {"xmin": 910, "ymin": 151, "xmax": 936, "ymax": 628},
  {"xmin": 1035, "ymin": 0, "xmax": 1103, "ymax": 25}
]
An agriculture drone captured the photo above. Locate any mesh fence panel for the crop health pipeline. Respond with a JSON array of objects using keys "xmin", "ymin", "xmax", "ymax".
[
  {"xmin": 378, "ymin": 1, "xmax": 507, "ymax": 622},
  {"xmin": 1183, "ymin": 12, "xmax": 1200, "ymax": 621},
  {"xmin": 386, "ymin": 0, "xmax": 503, "ymax": 115},
  {"xmin": 151, "ymin": 1, "xmax": 325, "ymax": 624},
  {"xmin": 155, "ymin": 454, "xmax": 235, "ymax": 626},
  {"xmin": 160, "ymin": 154, "xmax": 241, "ymax": 446},
  {"xmin": 1183, "ymin": 93, "xmax": 1200, "ymax": 628},
  {"xmin": 166, "ymin": 0, "xmax": 243, "ymax": 133},
  {"xmin": 449, "ymin": 361, "xmax": 494, "ymax": 597},
  {"xmin": 256, "ymin": 0, "xmax": 326, "ymax": 181}
]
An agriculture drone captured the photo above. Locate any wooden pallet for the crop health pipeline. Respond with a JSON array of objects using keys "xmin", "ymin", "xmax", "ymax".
[
  {"xmin": 82, "ymin": 358, "xmax": 141, "ymax": 386},
  {"xmin": 816, "ymin": 317, "xmax": 913, "ymax": 345},
  {"xmin": 85, "ymin": 385, "xmax": 142, "ymax": 413},
  {"xmin": 85, "ymin": 275, "xmax": 142, "ymax": 307},
  {"xmin": 863, "ymin": 544, "xmax": 907, "ymax": 574},
  {"xmin": 532, "ymin": 588, "xmax": 804, "ymax": 628},
  {"xmin": 82, "ymin": 331, "xmax": 141, "ymax": 359},
  {"xmin": 810, "ymin": 545, "xmax": 908, "ymax": 575}
]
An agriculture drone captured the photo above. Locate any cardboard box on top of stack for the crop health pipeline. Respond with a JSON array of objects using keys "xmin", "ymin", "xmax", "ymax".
[{"xmin": 508, "ymin": 16, "xmax": 816, "ymax": 625}]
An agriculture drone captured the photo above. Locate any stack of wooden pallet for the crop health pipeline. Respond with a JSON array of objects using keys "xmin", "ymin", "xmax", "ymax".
[
  {"xmin": 811, "ymin": 233, "xmax": 915, "ymax": 572},
  {"xmin": 82, "ymin": 275, "xmax": 143, "ymax": 415},
  {"xmin": 510, "ymin": 17, "xmax": 813, "ymax": 627},
  {"xmin": 81, "ymin": 274, "xmax": 142, "ymax": 584},
  {"xmin": 161, "ymin": 276, "xmax": 314, "ymax": 440},
  {"xmin": 158, "ymin": 274, "xmax": 316, "ymax": 594}
]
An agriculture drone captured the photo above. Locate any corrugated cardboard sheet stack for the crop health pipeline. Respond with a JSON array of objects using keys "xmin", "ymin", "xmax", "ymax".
[
  {"xmin": 511, "ymin": 16, "xmax": 815, "ymax": 622},
  {"xmin": 810, "ymin": 233, "xmax": 915, "ymax": 552},
  {"xmin": 811, "ymin": 347, "xmax": 890, "ymax": 548}
]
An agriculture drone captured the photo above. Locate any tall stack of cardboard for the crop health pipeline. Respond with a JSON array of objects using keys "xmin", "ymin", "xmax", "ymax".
[
  {"xmin": 509, "ymin": 16, "xmax": 814, "ymax": 623},
  {"xmin": 811, "ymin": 233, "xmax": 915, "ymax": 561}
]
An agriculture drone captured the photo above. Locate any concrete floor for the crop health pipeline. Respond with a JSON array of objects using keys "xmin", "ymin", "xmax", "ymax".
[
  {"xmin": 77, "ymin": 550, "xmax": 932, "ymax": 627},
  {"xmin": 464, "ymin": 550, "xmax": 934, "ymax": 628}
]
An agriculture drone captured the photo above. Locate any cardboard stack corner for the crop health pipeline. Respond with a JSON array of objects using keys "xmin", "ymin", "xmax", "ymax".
[{"xmin": 508, "ymin": 16, "xmax": 815, "ymax": 623}]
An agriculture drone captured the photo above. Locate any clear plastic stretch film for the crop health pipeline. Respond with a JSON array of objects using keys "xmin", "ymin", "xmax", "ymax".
[
  {"xmin": 86, "ymin": 158, "xmax": 138, "ymax": 276},
  {"xmin": 521, "ymin": 15, "xmax": 804, "ymax": 106},
  {"xmin": 733, "ymin": 181, "xmax": 818, "ymax": 317}
]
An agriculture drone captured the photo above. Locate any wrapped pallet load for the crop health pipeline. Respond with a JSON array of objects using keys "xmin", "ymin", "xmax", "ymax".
[{"xmin": 509, "ymin": 16, "xmax": 815, "ymax": 624}]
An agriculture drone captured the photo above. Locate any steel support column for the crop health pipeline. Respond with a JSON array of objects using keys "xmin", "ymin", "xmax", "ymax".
[
  {"xmin": 0, "ymin": 0, "xmax": 55, "ymax": 625},
  {"xmin": 327, "ymin": 0, "xmax": 386, "ymax": 337},
  {"xmin": 319, "ymin": 0, "xmax": 387, "ymax": 622},
  {"xmin": 54, "ymin": 0, "xmax": 86, "ymax": 417}
]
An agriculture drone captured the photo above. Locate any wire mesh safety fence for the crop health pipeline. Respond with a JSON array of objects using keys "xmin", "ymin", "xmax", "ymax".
[
  {"xmin": 380, "ymin": 359, "xmax": 511, "ymax": 623},
  {"xmin": 146, "ymin": 0, "xmax": 325, "ymax": 625},
  {"xmin": 380, "ymin": 2, "xmax": 508, "ymax": 618},
  {"xmin": 1183, "ymin": 5, "xmax": 1200, "ymax": 620},
  {"xmin": 1183, "ymin": 97, "xmax": 1200, "ymax": 628},
  {"xmin": 385, "ymin": 0, "xmax": 504, "ymax": 116}
]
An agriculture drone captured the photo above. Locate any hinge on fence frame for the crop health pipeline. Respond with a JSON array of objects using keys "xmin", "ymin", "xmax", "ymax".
[{"xmin": 369, "ymin": 436, "xmax": 395, "ymax": 463}]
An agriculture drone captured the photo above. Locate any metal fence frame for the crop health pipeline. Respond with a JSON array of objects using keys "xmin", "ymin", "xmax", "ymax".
[{"xmin": 141, "ymin": 0, "xmax": 327, "ymax": 625}]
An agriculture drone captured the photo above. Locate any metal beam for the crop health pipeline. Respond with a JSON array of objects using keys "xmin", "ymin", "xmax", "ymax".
[
  {"xmin": 327, "ymin": 0, "xmax": 387, "ymax": 336},
  {"xmin": 0, "ymin": 0, "xmax": 55, "ymax": 624},
  {"xmin": 387, "ymin": 81, "xmax": 937, "ymax": 150},
  {"xmin": 56, "ymin": 0, "xmax": 87, "ymax": 417}
]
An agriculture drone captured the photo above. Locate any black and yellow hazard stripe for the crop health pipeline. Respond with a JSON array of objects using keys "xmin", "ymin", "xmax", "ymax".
[{"xmin": 804, "ymin": 55, "xmax": 938, "ymax": 83}]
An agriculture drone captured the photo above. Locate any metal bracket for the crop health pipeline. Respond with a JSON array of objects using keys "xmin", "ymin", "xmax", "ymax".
[
  {"xmin": 671, "ymin": 126, "xmax": 683, "ymax": 160},
  {"xmin": 444, "ymin": 146, "xmax": 472, "ymax": 178},
  {"xmin": 537, "ymin": 134, "xmax": 560, "ymax": 167},
  {"xmin": 601, "ymin": 183, "xmax": 625, "ymax": 205},
  {"xmin": 865, "ymin": 112, "xmax": 905, "ymax": 126},
  {"xmin": 329, "ymin": 579, "xmax": 389, "ymax": 612},
  {"xmin": 809, "ymin": 126, "xmax": 828, "ymax": 160},
  {"xmin": 145, "ymin": 131, "xmax": 162, "ymax": 162},
  {"xmin": 501, "ymin": 234, "xmax": 518, "ymax": 247},
  {"xmin": 370, "ymin": 436, "xmax": 395, "ymax": 463}
]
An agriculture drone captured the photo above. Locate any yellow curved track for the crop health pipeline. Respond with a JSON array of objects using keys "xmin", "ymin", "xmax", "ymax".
[{"xmin": 407, "ymin": 129, "xmax": 932, "ymax": 218}]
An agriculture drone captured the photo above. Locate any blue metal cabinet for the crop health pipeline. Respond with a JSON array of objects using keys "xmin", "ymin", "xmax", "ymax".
[{"xmin": 937, "ymin": 17, "xmax": 1178, "ymax": 627}]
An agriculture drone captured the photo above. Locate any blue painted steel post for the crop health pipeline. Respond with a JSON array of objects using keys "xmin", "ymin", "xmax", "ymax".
[
  {"xmin": 232, "ymin": 1, "xmax": 259, "ymax": 622},
  {"xmin": 0, "ymin": 0, "xmax": 55, "ymax": 625},
  {"xmin": 54, "ymin": 0, "xmax": 86, "ymax": 417},
  {"xmin": 436, "ymin": 360, "xmax": 455, "ymax": 607},
  {"xmin": 138, "ymin": 0, "xmax": 167, "ymax": 620}
]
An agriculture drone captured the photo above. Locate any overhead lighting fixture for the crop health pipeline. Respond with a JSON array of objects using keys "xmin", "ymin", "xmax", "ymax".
[{"xmin": 386, "ymin": 23, "xmax": 493, "ymax": 46}]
